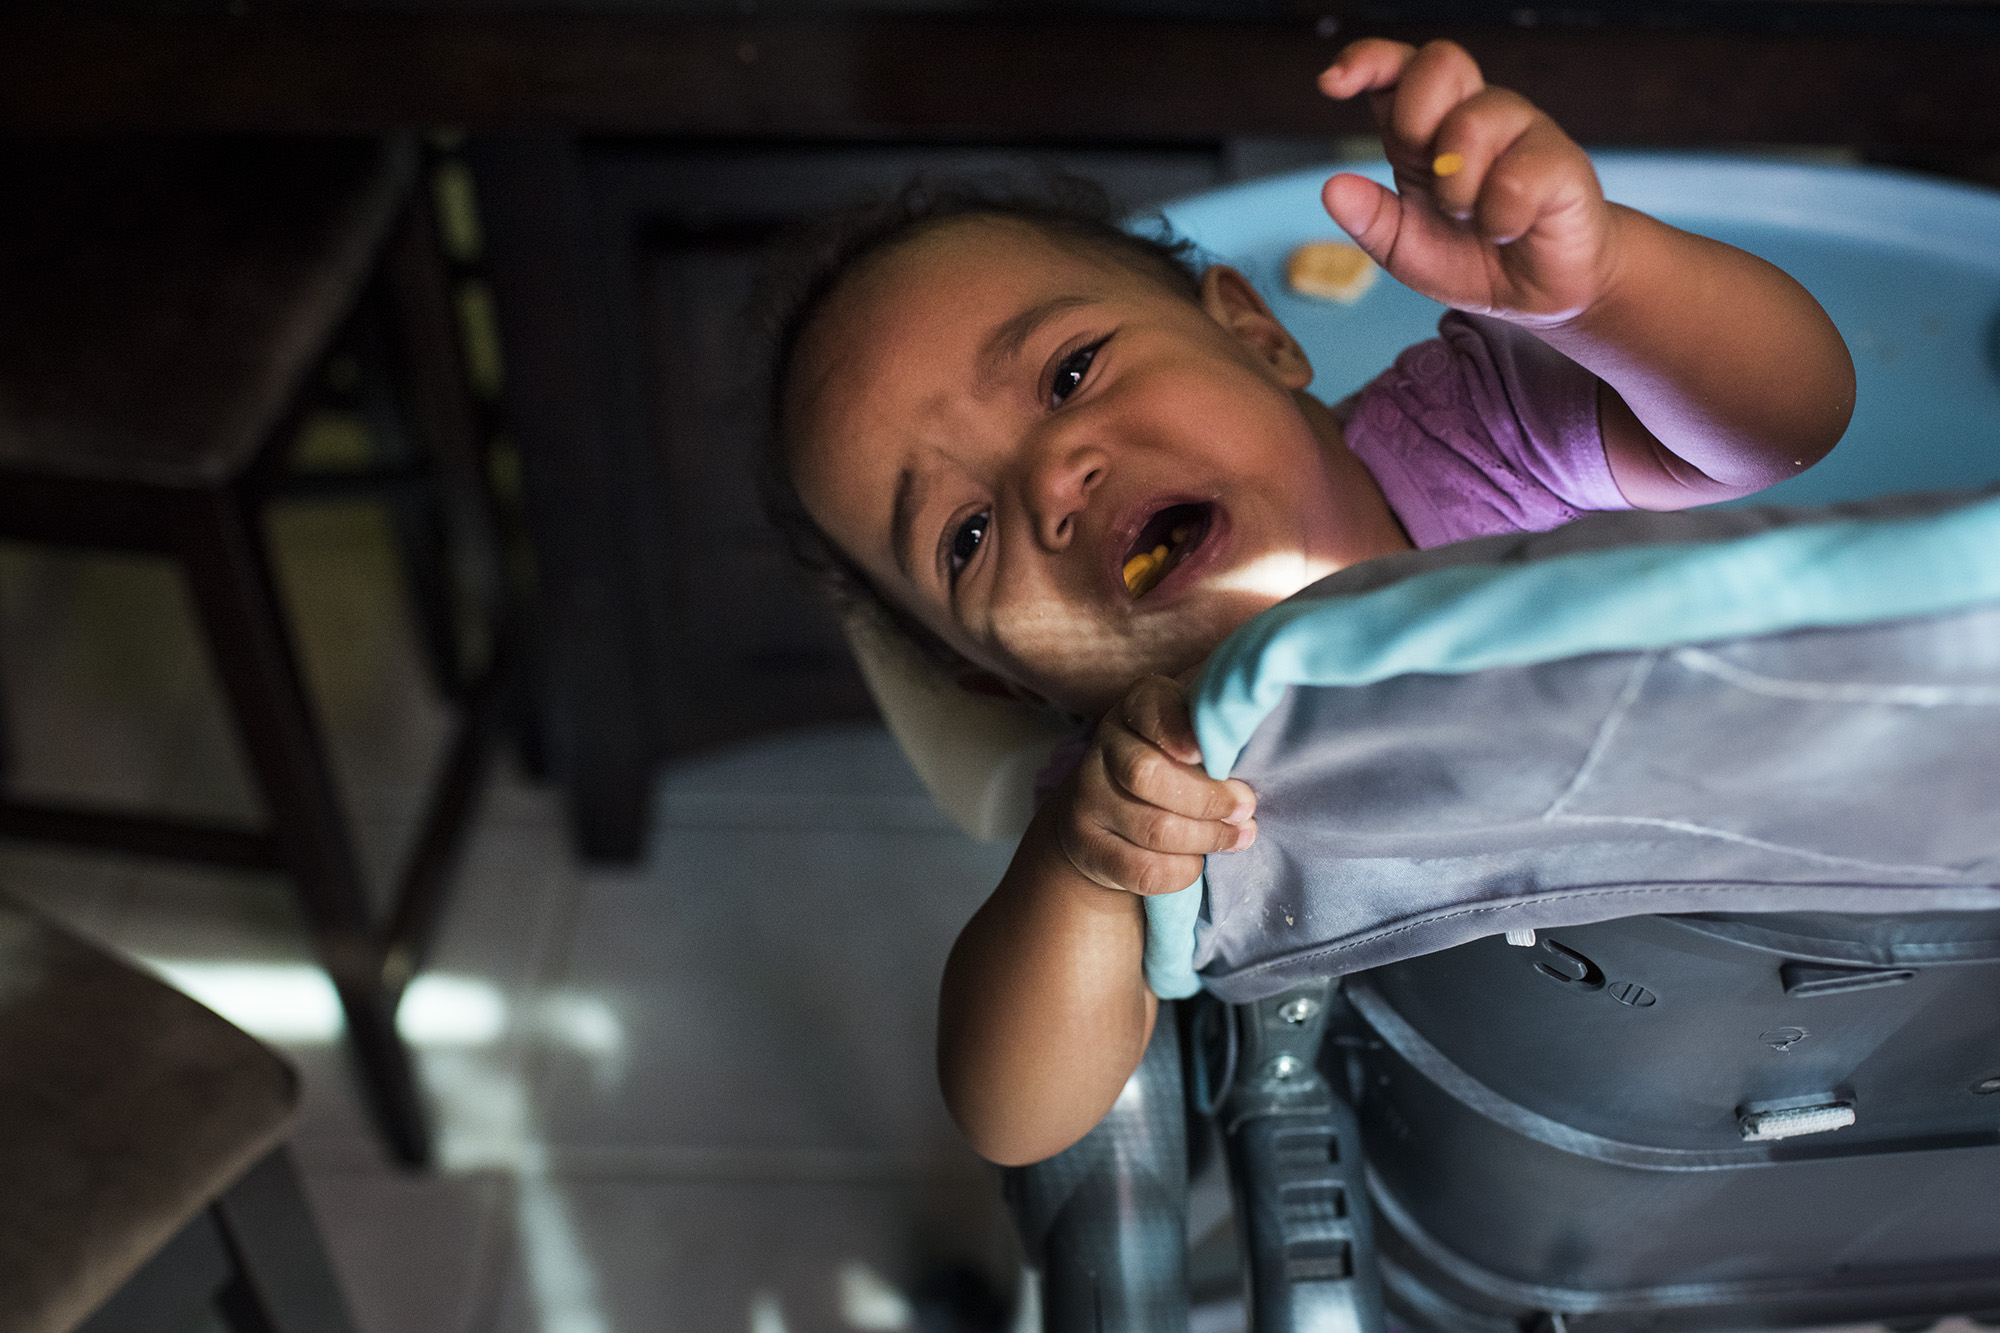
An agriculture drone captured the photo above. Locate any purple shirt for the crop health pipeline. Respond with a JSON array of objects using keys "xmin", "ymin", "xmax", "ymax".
[{"xmin": 1344, "ymin": 311, "xmax": 1629, "ymax": 548}]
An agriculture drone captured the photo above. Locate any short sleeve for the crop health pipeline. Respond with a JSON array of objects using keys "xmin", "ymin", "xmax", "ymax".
[{"xmin": 1344, "ymin": 311, "xmax": 1629, "ymax": 549}]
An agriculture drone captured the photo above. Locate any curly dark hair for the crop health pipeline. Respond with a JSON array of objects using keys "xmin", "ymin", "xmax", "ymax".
[{"xmin": 755, "ymin": 171, "xmax": 1205, "ymax": 681}]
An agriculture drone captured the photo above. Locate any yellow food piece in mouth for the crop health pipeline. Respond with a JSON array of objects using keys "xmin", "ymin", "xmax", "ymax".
[
  {"xmin": 1432, "ymin": 151, "xmax": 1466, "ymax": 178},
  {"xmin": 1123, "ymin": 524, "xmax": 1195, "ymax": 597},
  {"xmin": 1123, "ymin": 544, "xmax": 1171, "ymax": 596},
  {"xmin": 1284, "ymin": 240, "xmax": 1378, "ymax": 304}
]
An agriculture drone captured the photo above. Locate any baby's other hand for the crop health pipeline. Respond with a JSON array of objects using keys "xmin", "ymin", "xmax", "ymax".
[
  {"xmin": 1317, "ymin": 38, "xmax": 1617, "ymax": 326},
  {"xmin": 1053, "ymin": 675, "xmax": 1256, "ymax": 898}
]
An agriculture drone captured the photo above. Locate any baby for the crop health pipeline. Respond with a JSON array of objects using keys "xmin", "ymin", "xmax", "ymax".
[{"xmin": 768, "ymin": 38, "xmax": 1855, "ymax": 1165}]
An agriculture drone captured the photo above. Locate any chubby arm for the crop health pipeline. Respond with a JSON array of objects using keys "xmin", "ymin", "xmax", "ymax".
[
  {"xmin": 938, "ymin": 676, "xmax": 1254, "ymax": 1166},
  {"xmin": 938, "ymin": 807, "xmax": 1158, "ymax": 1166},
  {"xmin": 1564, "ymin": 211, "xmax": 1854, "ymax": 508},
  {"xmin": 1320, "ymin": 38, "xmax": 1856, "ymax": 509}
]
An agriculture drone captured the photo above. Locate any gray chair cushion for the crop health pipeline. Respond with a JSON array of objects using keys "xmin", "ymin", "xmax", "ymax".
[{"xmin": 1184, "ymin": 492, "xmax": 2000, "ymax": 1001}]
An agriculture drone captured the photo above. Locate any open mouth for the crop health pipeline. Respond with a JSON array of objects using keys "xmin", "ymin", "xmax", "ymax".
[{"xmin": 1121, "ymin": 503, "xmax": 1212, "ymax": 599}]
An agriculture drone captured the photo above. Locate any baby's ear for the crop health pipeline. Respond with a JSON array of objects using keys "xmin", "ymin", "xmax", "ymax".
[{"xmin": 1200, "ymin": 265, "xmax": 1314, "ymax": 391}]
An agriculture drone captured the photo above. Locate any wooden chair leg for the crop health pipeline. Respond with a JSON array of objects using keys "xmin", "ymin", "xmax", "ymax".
[
  {"xmin": 380, "ymin": 170, "xmax": 533, "ymax": 773},
  {"xmin": 72, "ymin": 1148, "xmax": 356, "ymax": 1333},
  {"xmin": 0, "ymin": 656, "xmax": 13, "ymax": 786},
  {"xmin": 73, "ymin": 1208, "xmax": 236, "ymax": 1333},
  {"xmin": 212, "ymin": 1148, "xmax": 358, "ymax": 1333},
  {"xmin": 174, "ymin": 489, "xmax": 432, "ymax": 1169},
  {"xmin": 347, "ymin": 284, "xmax": 472, "ymax": 704}
]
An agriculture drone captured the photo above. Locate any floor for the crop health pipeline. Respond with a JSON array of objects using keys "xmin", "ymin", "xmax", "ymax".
[{"xmin": 0, "ymin": 492, "xmax": 1029, "ymax": 1333}]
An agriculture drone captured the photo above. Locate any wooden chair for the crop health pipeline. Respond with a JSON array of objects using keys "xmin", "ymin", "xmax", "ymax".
[
  {"xmin": 0, "ymin": 135, "xmax": 512, "ymax": 1167},
  {"xmin": 0, "ymin": 887, "xmax": 354, "ymax": 1333}
]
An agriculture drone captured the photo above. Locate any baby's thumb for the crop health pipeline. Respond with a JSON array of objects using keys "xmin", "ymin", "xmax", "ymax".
[
  {"xmin": 1124, "ymin": 674, "xmax": 1201, "ymax": 767},
  {"xmin": 1321, "ymin": 173, "xmax": 1399, "ymax": 268}
]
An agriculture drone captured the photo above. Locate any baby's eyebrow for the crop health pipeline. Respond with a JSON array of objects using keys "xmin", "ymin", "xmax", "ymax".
[{"xmin": 975, "ymin": 295, "xmax": 1093, "ymax": 395}]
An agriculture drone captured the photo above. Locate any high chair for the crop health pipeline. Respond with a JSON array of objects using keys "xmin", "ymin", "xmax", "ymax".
[{"xmin": 845, "ymin": 154, "xmax": 2000, "ymax": 1332}]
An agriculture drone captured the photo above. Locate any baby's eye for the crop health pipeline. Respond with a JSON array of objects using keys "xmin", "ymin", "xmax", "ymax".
[
  {"xmin": 1050, "ymin": 339, "xmax": 1106, "ymax": 407},
  {"xmin": 948, "ymin": 510, "xmax": 990, "ymax": 581}
]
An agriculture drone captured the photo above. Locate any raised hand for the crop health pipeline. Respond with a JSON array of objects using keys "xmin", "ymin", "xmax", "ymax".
[{"xmin": 1318, "ymin": 38, "xmax": 1620, "ymax": 326}]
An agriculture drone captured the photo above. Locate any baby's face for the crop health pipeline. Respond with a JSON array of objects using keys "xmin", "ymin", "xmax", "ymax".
[{"xmin": 788, "ymin": 217, "xmax": 1406, "ymax": 717}]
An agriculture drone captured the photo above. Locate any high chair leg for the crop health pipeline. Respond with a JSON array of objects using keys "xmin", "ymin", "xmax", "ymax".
[
  {"xmin": 1003, "ymin": 1005, "xmax": 1191, "ymax": 1333},
  {"xmin": 1221, "ymin": 982, "xmax": 1385, "ymax": 1333}
]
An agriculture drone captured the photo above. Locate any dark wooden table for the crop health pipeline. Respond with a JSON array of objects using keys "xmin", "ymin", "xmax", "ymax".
[
  {"xmin": 2, "ymin": 7, "xmax": 1998, "ymax": 148},
  {"xmin": 7, "ymin": 3, "xmax": 1996, "ymax": 858}
]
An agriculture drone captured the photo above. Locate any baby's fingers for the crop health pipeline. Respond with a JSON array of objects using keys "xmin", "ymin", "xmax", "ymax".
[
  {"xmin": 1321, "ymin": 171, "xmax": 1404, "ymax": 271},
  {"xmin": 1081, "ymin": 767, "xmax": 1256, "ymax": 857},
  {"xmin": 1057, "ymin": 822, "xmax": 1210, "ymax": 899},
  {"xmin": 1317, "ymin": 36, "xmax": 1418, "ymax": 101},
  {"xmin": 1104, "ymin": 698, "xmax": 1253, "ymax": 825},
  {"xmin": 1382, "ymin": 40, "xmax": 1487, "ymax": 159},
  {"xmin": 1323, "ymin": 39, "xmax": 1485, "ymax": 165},
  {"xmin": 1104, "ymin": 737, "xmax": 1255, "ymax": 828},
  {"xmin": 1425, "ymin": 86, "xmax": 1539, "ymax": 224},
  {"xmin": 1060, "ymin": 773, "xmax": 1253, "ymax": 898},
  {"xmin": 1472, "ymin": 117, "xmax": 1597, "ymax": 249},
  {"xmin": 1118, "ymin": 673, "xmax": 1202, "ymax": 766}
]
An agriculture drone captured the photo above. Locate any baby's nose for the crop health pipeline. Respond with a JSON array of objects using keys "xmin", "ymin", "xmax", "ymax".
[{"xmin": 1026, "ymin": 444, "xmax": 1105, "ymax": 547}]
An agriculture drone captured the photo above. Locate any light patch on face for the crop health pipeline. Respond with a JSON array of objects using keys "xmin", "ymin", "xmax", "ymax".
[
  {"xmin": 991, "ymin": 548, "xmax": 1341, "ymax": 709},
  {"xmin": 1204, "ymin": 551, "xmax": 1345, "ymax": 602},
  {"xmin": 992, "ymin": 595, "xmax": 1220, "ymax": 704},
  {"xmin": 995, "ymin": 547, "xmax": 1340, "ymax": 682}
]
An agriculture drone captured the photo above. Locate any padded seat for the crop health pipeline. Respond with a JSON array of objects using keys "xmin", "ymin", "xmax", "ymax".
[
  {"xmin": 0, "ymin": 137, "xmax": 409, "ymax": 487},
  {"xmin": 0, "ymin": 889, "xmax": 348, "ymax": 1333}
]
